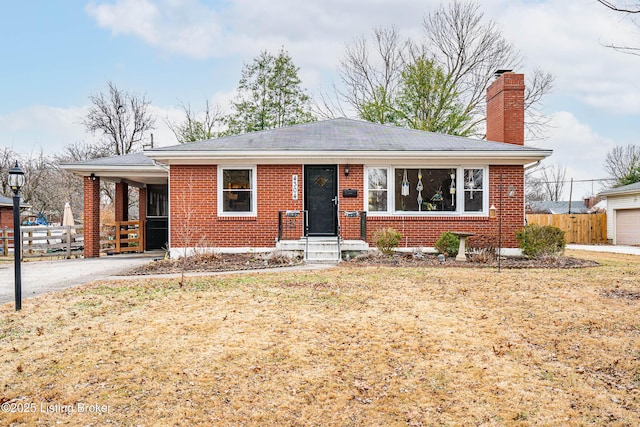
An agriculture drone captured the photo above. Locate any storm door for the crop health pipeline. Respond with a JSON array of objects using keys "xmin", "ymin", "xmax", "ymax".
[{"xmin": 304, "ymin": 165, "xmax": 338, "ymax": 236}]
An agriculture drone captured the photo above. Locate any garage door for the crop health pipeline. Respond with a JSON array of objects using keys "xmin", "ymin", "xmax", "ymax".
[{"xmin": 616, "ymin": 209, "xmax": 640, "ymax": 245}]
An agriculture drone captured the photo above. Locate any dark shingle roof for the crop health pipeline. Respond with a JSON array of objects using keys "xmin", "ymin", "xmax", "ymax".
[
  {"xmin": 0, "ymin": 195, "xmax": 30, "ymax": 208},
  {"xmin": 527, "ymin": 200, "xmax": 589, "ymax": 214},
  {"xmin": 0, "ymin": 195, "xmax": 13, "ymax": 206},
  {"xmin": 75, "ymin": 152, "xmax": 156, "ymax": 166},
  {"xmin": 148, "ymin": 118, "xmax": 546, "ymax": 153}
]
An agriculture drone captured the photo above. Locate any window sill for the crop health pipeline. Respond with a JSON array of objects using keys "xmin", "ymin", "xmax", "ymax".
[{"xmin": 218, "ymin": 215, "xmax": 258, "ymax": 221}]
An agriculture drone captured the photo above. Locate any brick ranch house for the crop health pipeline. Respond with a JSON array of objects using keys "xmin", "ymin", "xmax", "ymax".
[{"xmin": 62, "ymin": 72, "xmax": 552, "ymax": 260}]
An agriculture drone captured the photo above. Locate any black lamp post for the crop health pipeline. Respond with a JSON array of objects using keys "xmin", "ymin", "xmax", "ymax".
[{"xmin": 8, "ymin": 161, "xmax": 25, "ymax": 311}]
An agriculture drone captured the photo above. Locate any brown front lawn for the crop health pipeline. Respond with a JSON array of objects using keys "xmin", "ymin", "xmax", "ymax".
[{"xmin": 1, "ymin": 250, "xmax": 639, "ymax": 426}]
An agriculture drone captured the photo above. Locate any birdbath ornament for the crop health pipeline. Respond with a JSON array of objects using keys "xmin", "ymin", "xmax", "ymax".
[{"xmin": 451, "ymin": 231, "xmax": 474, "ymax": 262}]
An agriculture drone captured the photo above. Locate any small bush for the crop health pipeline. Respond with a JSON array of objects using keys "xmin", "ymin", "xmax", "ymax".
[
  {"xmin": 516, "ymin": 224, "xmax": 566, "ymax": 258},
  {"xmin": 373, "ymin": 227, "xmax": 402, "ymax": 256},
  {"xmin": 435, "ymin": 232, "xmax": 460, "ymax": 257},
  {"xmin": 467, "ymin": 235, "xmax": 497, "ymax": 263}
]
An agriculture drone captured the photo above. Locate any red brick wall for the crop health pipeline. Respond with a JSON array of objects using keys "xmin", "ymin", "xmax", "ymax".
[
  {"xmin": 84, "ymin": 176, "xmax": 101, "ymax": 258},
  {"xmin": 169, "ymin": 163, "xmax": 525, "ymax": 250},
  {"xmin": 169, "ymin": 164, "xmax": 304, "ymax": 248},
  {"xmin": 486, "ymin": 73, "xmax": 525, "ymax": 145},
  {"xmin": 0, "ymin": 206, "xmax": 13, "ymax": 229},
  {"xmin": 367, "ymin": 165, "xmax": 524, "ymax": 248},
  {"xmin": 114, "ymin": 182, "xmax": 129, "ymax": 222}
]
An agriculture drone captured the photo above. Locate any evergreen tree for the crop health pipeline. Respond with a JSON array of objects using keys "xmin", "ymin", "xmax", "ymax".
[{"xmin": 225, "ymin": 49, "xmax": 315, "ymax": 135}]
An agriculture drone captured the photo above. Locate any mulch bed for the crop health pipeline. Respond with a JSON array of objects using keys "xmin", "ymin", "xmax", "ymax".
[
  {"xmin": 120, "ymin": 252, "xmax": 304, "ymax": 275},
  {"xmin": 120, "ymin": 251, "xmax": 598, "ymax": 276},
  {"xmin": 344, "ymin": 251, "xmax": 599, "ymax": 269}
]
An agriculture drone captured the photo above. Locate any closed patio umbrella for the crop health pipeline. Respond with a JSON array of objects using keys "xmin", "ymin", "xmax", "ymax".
[{"xmin": 62, "ymin": 202, "xmax": 75, "ymax": 236}]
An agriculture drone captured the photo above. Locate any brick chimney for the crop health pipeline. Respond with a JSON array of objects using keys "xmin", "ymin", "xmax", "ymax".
[{"xmin": 486, "ymin": 71, "xmax": 525, "ymax": 145}]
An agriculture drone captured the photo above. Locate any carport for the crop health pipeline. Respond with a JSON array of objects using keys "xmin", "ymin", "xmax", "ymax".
[{"xmin": 60, "ymin": 152, "xmax": 169, "ymax": 257}]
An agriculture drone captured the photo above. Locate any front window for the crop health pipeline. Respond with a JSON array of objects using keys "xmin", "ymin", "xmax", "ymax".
[
  {"xmin": 365, "ymin": 166, "xmax": 487, "ymax": 214},
  {"xmin": 395, "ymin": 168, "xmax": 457, "ymax": 212},
  {"xmin": 464, "ymin": 168, "xmax": 484, "ymax": 212},
  {"xmin": 368, "ymin": 168, "xmax": 388, "ymax": 211},
  {"xmin": 219, "ymin": 167, "xmax": 256, "ymax": 215}
]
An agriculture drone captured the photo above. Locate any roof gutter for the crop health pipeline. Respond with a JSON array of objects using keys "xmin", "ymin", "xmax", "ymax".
[{"xmin": 524, "ymin": 160, "xmax": 543, "ymax": 171}]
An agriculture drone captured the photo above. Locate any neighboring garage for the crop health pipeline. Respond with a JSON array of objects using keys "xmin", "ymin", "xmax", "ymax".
[
  {"xmin": 600, "ymin": 182, "xmax": 640, "ymax": 246},
  {"xmin": 615, "ymin": 208, "xmax": 640, "ymax": 245}
]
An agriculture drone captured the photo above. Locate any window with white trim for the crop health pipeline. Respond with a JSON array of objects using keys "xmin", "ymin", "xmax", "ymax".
[
  {"xmin": 394, "ymin": 168, "xmax": 457, "ymax": 212},
  {"xmin": 364, "ymin": 166, "xmax": 488, "ymax": 214},
  {"xmin": 367, "ymin": 168, "xmax": 388, "ymax": 212},
  {"xmin": 463, "ymin": 168, "xmax": 484, "ymax": 212},
  {"xmin": 218, "ymin": 167, "xmax": 256, "ymax": 215}
]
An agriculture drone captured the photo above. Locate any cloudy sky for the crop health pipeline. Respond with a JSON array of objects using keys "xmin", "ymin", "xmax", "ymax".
[{"xmin": 1, "ymin": 0, "xmax": 639, "ymax": 199}]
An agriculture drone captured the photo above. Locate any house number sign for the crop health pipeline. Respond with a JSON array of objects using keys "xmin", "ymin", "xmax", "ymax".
[{"xmin": 292, "ymin": 175, "xmax": 299, "ymax": 200}]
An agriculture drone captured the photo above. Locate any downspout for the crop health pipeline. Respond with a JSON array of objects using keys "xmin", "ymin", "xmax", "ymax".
[{"xmin": 524, "ymin": 160, "xmax": 542, "ymax": 171}]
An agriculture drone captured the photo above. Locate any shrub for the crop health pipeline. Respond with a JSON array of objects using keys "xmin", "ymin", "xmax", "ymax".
[
  {"xmin": 467, "ymin": 235, "xmax": 497, "ymax": 263},
  {"xmin": 435, "ymin": 232, "xmax": 460, "ymax": 257},
  {"xmin": 373, "ymin": 227, "xmax": 402, "ymax": 256},
  {"xmin": 516, "ymin": 224, "xmax": 566, "ymax": 258}
]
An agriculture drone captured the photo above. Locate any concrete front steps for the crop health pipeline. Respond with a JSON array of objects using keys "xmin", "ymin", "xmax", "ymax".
[{"xmin": 276, "ymin": 238, "xmax": 369, "ymax": 263}]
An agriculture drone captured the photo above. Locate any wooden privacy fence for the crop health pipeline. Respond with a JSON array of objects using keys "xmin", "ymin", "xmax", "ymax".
[
  {"xmin": 526, "ymin": 214, "xmax": 607, "ymax": 244},
  {"xmin": 1, "ymin": 225, "xmax": 84, "ymax": 258},
  {"xmin": 101, "ymin": 220, "xmax": 144, "ymax": 254}
]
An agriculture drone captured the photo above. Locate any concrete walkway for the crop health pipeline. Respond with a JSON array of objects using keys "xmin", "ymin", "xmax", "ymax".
[{"xmin": 567, "ymin": 244, "xmax": 640, "ymax": 256}]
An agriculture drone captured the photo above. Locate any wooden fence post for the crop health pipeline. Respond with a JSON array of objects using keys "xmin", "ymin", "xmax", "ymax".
[{"xmin": 2, "ymin": 228, "xmax": 7, "ymax": 256}]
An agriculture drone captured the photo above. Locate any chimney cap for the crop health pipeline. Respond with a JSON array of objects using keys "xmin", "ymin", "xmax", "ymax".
[{"xmin": 494, "ymin": 69, "xmax": 513, "ymax": 77}]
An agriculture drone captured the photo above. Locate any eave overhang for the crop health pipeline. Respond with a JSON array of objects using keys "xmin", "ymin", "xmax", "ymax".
[{"xmin": 145, "ymin": 149, "xmax": 553, "ymax": 166}]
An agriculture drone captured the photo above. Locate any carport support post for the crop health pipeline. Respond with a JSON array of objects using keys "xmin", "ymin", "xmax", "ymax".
[
  {"xmin": 84, "ymin": 174, "xmax": 101, "ymax": 258},
  {"xmin": 115, "ymin": 182, "xmax": 129, "ymax": 222}
]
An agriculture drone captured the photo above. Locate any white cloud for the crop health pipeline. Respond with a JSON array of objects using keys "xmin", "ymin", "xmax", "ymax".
[
  {"xmin": 532, "ymin": 111, "xmax": 617, "ymax": 198},
  {"xmin": 0, "ymin": 106, "xmax": 89, "ymax": 156},
  {"xmin": 497, "ymin": 0, "xmax": 640, "ymax": 115},
  {"xmin": 86, "ymin": 0, "xmax": 224, "ymax": 59}
]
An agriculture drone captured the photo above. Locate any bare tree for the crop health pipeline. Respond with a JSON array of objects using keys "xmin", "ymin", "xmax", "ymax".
[
  {"xmin": 0, "ymin": 147, "xmax": 19, "ymax": 198},
  {"xmin": 83, "ymin": 81, "xmax": 156, "ymax": 155},
  {"xmin": 597, "ymin": 1, "xmax": 640, "ymax": 55},
  {"xmin": 166, "ymin": 100, "xmax": 223, "ymax": 143},
  {"xmin": 598, "ymin": 0, "xmax": 640, "ymax": 12},
  {"xmin": 538, "ymin": 164, "xmax": 567, "ymax": 201},
  {"xmin": 525, "ymin": 171, "xmax": 546, "ymax": 201},
  {"xmin": 422, "ymin": 1, "xmax": 554, "ymax": 138},
  {"xmin": 1, "ymin": 148, "xmax": 71, "ymax": 222},
  {"xmin": 337, "ymin": 26, "xmax": 407, "ymax": 123},
  {"xmin": 55, "ymin": 140, "xmax": 116, "ymax": 215},
  {"xmin": 331, "ymin": 1, "xmax": 554, "ymax": 139},
  {"xmin": 604, "ymin": 144, "xmax": 640, "ymax": 186}
]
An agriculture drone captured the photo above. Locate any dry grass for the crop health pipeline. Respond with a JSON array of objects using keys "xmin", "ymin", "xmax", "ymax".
[{"xmin": 1, "ymin": 250, "xmax": 639, "ymax": 426}]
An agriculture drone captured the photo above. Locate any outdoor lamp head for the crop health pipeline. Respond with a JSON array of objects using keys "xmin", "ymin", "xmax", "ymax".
[{"xmin": 8, "ymin": 161, "xmax": 25, "ymax": 193}]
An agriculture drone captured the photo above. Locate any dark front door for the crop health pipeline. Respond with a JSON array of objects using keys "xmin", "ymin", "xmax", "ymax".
[{"xmin": 304, "ymin": 165, "xmax": 338, "ymax": 236}]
